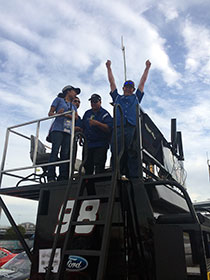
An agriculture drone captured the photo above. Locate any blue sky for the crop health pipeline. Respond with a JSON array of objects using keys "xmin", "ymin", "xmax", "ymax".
[{"xmin": 1, "ymin": 0, "xmax": 210, "ymax": 225}]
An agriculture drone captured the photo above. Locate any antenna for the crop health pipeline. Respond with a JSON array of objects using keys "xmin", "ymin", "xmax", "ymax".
[
  {"xmin": 121, "ymin": 36, "xmax": 127, "ymax": 82},
  {"xmin": 207, "ymin": 152, "xmax": 210, "ymax": 182}
]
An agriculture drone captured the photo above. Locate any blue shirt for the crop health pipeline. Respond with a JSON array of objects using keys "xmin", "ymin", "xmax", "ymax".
[
  {"xmin": 75, "ymin": 115, "xmax": 82, "ymax": 127},
  {"xmin": 50, "ymin": 97, "xmax": 77, "ymax": 134},
  {"xmin": 110, "ymin": 88, "xmax": 144, "ymax": 126},
  {"xmin": 82, "ymin": 107, "xmax": 113, "ymax": 148}
]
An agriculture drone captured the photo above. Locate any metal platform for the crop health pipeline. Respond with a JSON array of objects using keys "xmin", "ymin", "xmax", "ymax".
[
  {"xmin": 0, "ymin": 172, "xmax": 113, "ymax": 201},
  {"xmin": 0, "ymin": 181, "xmax": 67, "ymax": 201}
]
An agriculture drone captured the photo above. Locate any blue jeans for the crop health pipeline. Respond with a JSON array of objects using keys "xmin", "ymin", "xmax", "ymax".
[
  {"xmin": 47, "ymin": 131, "xmax": 71, "ymax": 180},
  {"xmin": 83, "ymin": 146, "xmax": 108, "ymax": 175},
  {"xmin": 112, "ymin": 124, "xmax": 139, "ymax": 178}
]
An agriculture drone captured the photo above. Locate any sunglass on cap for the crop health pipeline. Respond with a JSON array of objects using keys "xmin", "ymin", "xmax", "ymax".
[
  {"xmin": 124, "ymin": 81, "xmax": 134, "ymax": 87},
  {"xmin": 88, "ymin": 94, "xmax": 101, "ymax": 102},
  {"xmin": 90, "ymin": 99, "xmax": 100, "ymax": 103}
]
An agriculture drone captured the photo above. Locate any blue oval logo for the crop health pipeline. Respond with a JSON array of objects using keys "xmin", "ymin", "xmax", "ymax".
[{"xmin": 66, "ymin": 255, "xmax": 88, "ymax": 271}]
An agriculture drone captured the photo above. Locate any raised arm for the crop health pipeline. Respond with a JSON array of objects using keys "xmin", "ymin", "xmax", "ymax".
[
  {"xmin": 138, "ymin": 60, "xmax": 151, "ymax": 92},
  {"xmin": 106, "ymin": 60, "xmax": 117, "ymax": 92}
]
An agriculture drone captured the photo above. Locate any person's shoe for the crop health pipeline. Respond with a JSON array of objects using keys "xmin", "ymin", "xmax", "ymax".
[
  {"xmin": 57, "ymin": 176, "xmax": 68, "ymax": 181},
  {"xmin": 120, "ymin": 175, "xmax": 129, "ymax": 181},
  {"xmin": 48, "ymin": 178, "xmax": 56, "ymax": 183}
]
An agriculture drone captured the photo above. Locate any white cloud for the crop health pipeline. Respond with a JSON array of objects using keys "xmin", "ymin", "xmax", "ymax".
[
  {"xmin": 96, "ymin": 1, "xmax": 181, "ymax": 86},
  {"xmin": 144, "ymin": 85, "xmax": 210, "ymax": 202},
  {"xmin": 157, "ymin": 0, "xmax": 210, "ymax": 19},
  {"xmin": 158, "ymin": 2, "xmax": 179, "ymax": 21},
  {"xmin": 183, "ymin": 20, "xmax": 210, "ymax": 83},
  {"xmin": 1, "ymin": 0, "xmax": 210, "ymax": 225},
  {"xmin": 0, "ymin": 0, "xmax": 181, "ymax": 125}
]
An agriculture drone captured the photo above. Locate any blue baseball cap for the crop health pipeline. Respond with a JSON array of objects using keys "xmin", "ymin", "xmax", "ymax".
[{"xmin": 88, "ymin": 94, "xmax": 101, "ymax": 102}]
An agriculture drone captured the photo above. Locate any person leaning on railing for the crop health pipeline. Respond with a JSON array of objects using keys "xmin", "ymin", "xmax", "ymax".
[
  {"xmin": 106, "ymin": 59, "xmax": 151, "ymax": 179},
  {"xmin": 47, "ymin": 85, "xmax": 80, "ymax": 183}
]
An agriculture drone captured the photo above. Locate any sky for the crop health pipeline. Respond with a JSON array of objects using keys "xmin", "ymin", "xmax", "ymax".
[{"xmin": 1, "ymin": 0, "xmax": 210, "ymax": 225}]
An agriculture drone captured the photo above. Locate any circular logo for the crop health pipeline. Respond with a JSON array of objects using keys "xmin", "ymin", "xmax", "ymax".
[{"xmin": 66, "ymin": 255, "xmax": 88, "ymax": 271}]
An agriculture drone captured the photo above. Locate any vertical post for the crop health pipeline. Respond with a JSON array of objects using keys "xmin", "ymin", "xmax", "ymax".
[
  {"xmin": 207, "ymin": 159, "xmax": 210, "ymax": 182},
  {"xmin": 113, "ymin": 104, "xmax": 124, "ymax": 179},
  {"xmin": 136, "ymin": 105, "xmax": 143, "ymax": 178},
  {"xmin": 171, "ymin": 118, "xmax": 177, "ymax": 154},
  {"xmin": 121, "ymin": 36, "xmax": 127, "ymax": 82},
  {"xmin": 0, "ymin": 128, "xmax": 10, "ymax": 188},
  {"xmin": 32, "ymin": 121, "xmax": 41, "ymax": 166},
  {"xmin": 113, "ymin": 105, "xmax": 119, "ymax": 177},
  {"xmin": 69, "ymin": 110, "xmax": 75, "ymax": 179}
]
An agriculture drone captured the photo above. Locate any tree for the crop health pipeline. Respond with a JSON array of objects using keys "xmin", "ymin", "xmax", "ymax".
[{"xmin": 4, "ymin": 225, "xmax": 26, "ymax": 240}]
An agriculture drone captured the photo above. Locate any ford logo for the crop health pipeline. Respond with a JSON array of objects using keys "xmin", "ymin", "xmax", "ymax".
[{"xmin": 66, "ymin": 255, "xmax": 88, "ymax": 271}]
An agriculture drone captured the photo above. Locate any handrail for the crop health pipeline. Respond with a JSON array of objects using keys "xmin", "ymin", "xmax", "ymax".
[
  {"xmin": 113, "ymin": 104, "xmax": 124, "ymax": 178},
  {"xmin": 74, "ymin": 132, "xmax": 88, "ymax": 178},
  {"xmin": 8, "ymin": 110, "xmax": 72, "ymax": 130},
  {"xmin": 0, "ymin": 128, "xmax": 10, "ymax": 186},
  {"xmin": 135, "ymin": 107, "xmax": 186, "ymax": 186},
  {"xmin": 195, "ymin": 207, "xmax": 210, "ymax": 214},
  {"xmin": 0, "ymin": 110, "xmax": 75, "ymax": 188},
  {"xmin": 144, "ymin": 180, "xmax": 200, "ymax": 224},
  {"xmin": 136, "ymin": 104, "xmax": 143, "ymax": 179},
  {"xmin": 68, "ymin": 111, "xmax": 75, "ymax": 179}
]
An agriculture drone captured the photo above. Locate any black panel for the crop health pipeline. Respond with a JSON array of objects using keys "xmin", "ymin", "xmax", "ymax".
[{"xmin": 154, "ymin": 224, "xmax": 187, "ymax": 280}]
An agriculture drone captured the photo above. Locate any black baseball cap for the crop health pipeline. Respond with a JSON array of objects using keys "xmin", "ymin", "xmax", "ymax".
[
  {"xmin": 62, "ymin": 85, "xmax": 81, "ymax": 95},
  {"xmin": 88, "ymin": 94, "xmax": 101, "ymax": 102},
  {"xmin": 123, "ymin": 80, "xmax": 135, "ymax": 88}
]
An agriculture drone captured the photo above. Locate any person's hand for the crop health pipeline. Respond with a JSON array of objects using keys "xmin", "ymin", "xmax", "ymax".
[
  {"xmin": 79, "ymin": 136, "xmax": 84, "ymax": 146},
  {"xmin": 65, "ymin": 114, "xmax": 72, "ymax": 119},
  {"xmin": 89, "ymin": 119, "xmax": 99, "ymax": 126},
  {"xmin": 75, "ymin": 126, "xmax": 82, "ymax": 132},
  {"xmin": 145, "ymin": 60, "xmax": 151, "ymax": 69},
  {"xmin": 57, "ymin": 108, "xmax": 64, "ymax": 114},
  {"xmin": 106, "ymin": 60, "xmax": 111, "ymax": 68}
]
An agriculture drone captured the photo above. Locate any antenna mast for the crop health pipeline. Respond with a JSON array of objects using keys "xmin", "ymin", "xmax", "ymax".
[
  {"xmin": 207, "ymin": 152, "xmax": 210, "ymax": 181},
  {"xmin": 121, "ymin": 36, "xmax": 127, "ymax": 82}
]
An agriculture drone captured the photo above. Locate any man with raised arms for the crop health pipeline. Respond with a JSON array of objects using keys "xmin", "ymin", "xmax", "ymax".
[{"xmin": 106, "ymin": 59, "xmax": 151, "ymax": 179}]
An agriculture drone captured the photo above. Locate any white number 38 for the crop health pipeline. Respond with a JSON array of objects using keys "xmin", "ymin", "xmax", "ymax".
[{"xmin": 54, "ymin": 199, "xmax": 100, "ymax": 235}]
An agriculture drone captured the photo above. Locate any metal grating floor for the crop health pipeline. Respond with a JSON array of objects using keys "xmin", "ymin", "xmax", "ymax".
[{"xmin": 0, "ymin": 181, "xmax": 67, "ymax": 201}]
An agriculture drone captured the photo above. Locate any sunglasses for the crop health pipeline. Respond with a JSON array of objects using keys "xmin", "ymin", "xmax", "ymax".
[
  {"xmin": 91, "ymin": 99, "xmax": 100, "ymax": 103},
  {"xmin": 124, "ymin": 81, "xmax": 134, "ymax": 86},
  {"xmin": 73, "ymin": 100, "xmax": 80, "ymax": 103}
]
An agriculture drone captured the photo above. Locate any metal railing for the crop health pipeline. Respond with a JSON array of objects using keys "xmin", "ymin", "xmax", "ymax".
[
  {"xmin": 113, "ymin": 104, "xmax": 124, "ymax": 179},
  {"xmin": 0, "ymin": 110, "xmax": 76, "ymax": 188}
]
